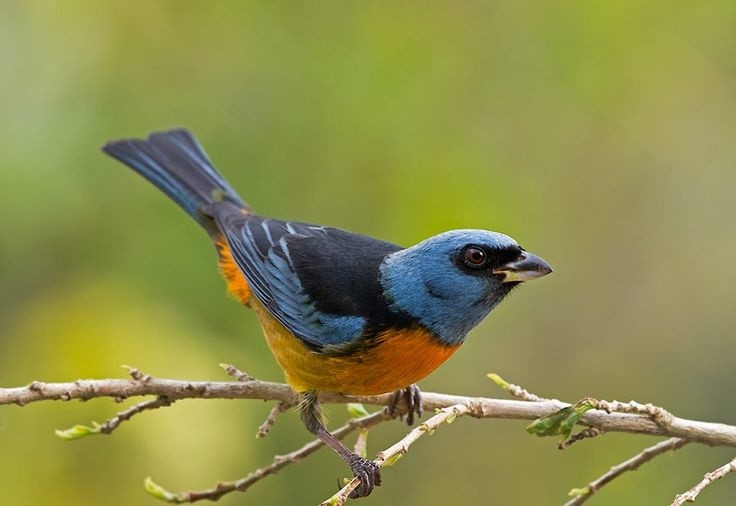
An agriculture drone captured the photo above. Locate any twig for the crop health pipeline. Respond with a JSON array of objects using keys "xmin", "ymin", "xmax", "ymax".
[
  {"xmin": 100, "ymin": 395, "xmax": 172, "ymax": 434},
  {"xmin": 559, "ymin": 427, "xmax": 603, "ymax": 450},
  {"xmin": 55, "ymin": 395, "xmax": 175, "ymax": 440},
  {"xmin": 592, "ymin": 399, "xmax": 674, "ymax": 430},
  {"xmin": 353, "ymin": 429, "xmax": 369, "ymax": 459},
  {"xmin": 3, "ymin": 372, "xmax": 736, "ymax": 447},
  {"xmin": 488, "ymin": 373, "xmax": 550, "ymax": 402},
  {"xmin": 670, "ymin": 456, "xmax": 736, "ymax": 505},
  {"xmin": 320, "ymin": 404, "xmax": 469, "ymax": 506},
  {"xmin": 4, "ymin": 369, "xmax": 736, "ymax": 504},
  {"xmin": 564, "ymin": 437, "xmax": 689, "ymax": 506},
  {"xmin": 125, "ymin": 365, "xmax": 152, "ymax": 382},
  {"xmin": 492, "ymin": 375, "xmax": 604, "ymax": 451},
  {"xmin": 219, "ymin": 363, "xmax": 254, "ymax": 382},
  {"xmin": 256, "ymin": 401, "xmax": 292, "ymax": 438},
  {"xmin": 145, "ymin": 409, "xmax": 391, "ymax": 503}
]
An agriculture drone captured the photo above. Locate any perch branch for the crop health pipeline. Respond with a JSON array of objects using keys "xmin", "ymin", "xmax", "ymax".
[
  {"xmin": 559, "ymin": 427, "xmax": 604, "ymax": 450},
  {"xmin": 3, "ymin": 371, "xmax": 736, "ymax": 447},
  {"xmin": 3, "ymin": 367, "xmax": 736, "ymax": 505},
  {"xmin": 101, "ymin": 395, "xmax": 173, "ymax": 434},
  {"xmin": 145, "ymin": 409, "xmax": 392, "ymax": 503},
  {"xmin": 564, "ymin": 437, "xmax": 689, "ymax": 505},
  {"xmin": 256, "ymin": 401, "xmax": 292, "ymax": 438},
  {"xmin": 670, "ymin": 456, "xmax": 736, "ymax": 506},
  {"xmin": 320, "ymin": 404, "xmax": 469, "ymax": 506}
]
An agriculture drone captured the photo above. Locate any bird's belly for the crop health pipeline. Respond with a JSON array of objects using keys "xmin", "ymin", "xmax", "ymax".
[{"xmin": 251, "ymin": 299, "xmax": 459, "ymax": 395}]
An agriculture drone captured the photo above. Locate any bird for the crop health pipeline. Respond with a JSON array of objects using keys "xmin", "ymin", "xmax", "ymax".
[{"xmin": 102, "ymin": 128, "xmax": 552, "ymax": 498}]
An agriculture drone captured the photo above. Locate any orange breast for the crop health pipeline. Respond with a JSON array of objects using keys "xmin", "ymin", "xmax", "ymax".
[
  {"xmin": 215, "ymin": 237, "xmax": 459, "ymax": 394},
  {"xmin": 251, "ymin": 298, "xmax": 459, "ymax": 395}
]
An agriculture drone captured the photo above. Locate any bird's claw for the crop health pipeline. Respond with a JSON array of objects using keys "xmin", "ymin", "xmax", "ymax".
[
  {"xmin": 346, "ymin": 454, "xmax": 381, "ymax": 498},
  {"xmin": 388, "ymin": 384, "xmax": 424, "ymax": 426}
]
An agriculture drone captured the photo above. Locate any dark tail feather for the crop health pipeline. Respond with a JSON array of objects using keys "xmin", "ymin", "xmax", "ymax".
[{"xmin": 102, "ymin": 128, "xmax": 249, "ymax": 234}]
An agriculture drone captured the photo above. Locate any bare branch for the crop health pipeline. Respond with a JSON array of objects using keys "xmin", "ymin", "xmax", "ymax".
[
  {"xmin": 100, "ymin": 395, "xmax": 173, "ymax": 434},
  {"xmin": 564, "ymin": 437, "xmax": 689, "ymax": 505},
  {"xmin": 144, "ymin": 409, "xmax": 391, "ymax": 503},
  {"xmin": 353, "ymin": 428, "xmax": 369, "ymax": 459},
  {"xmin": 219, "ymin": 363, "xmax": 254, "ymax": 382},
  {"xmin": 124, "ymin": 365, "xmax": 151, "ymax": 382},
  {"xmin": 670, "ymin": 456, "xmax": 736, "ymax": 506},
  {"xmin": 4, "ymin": 369, "xmax": 736, "ymax": 505},
  {"xmin": 55, "ymin": 396, "xmax": 174, "ymax": 440},
  {"xmin": 256, "ymin": 401, "xmax": 292, "ymax": 438},
  {"xmin": 3, "ymin": 372, "xmax": 736, "ymax": 447},
  {"xmin": 592, "ymin": 399, "xmax": 675, "ymax": 430},
  {"xmin": 559, "ymin": 427, "xmax": 603, "ymax": 450},
  {"xmin": 320, "ymin": 404, "xmax": 469, "ymax": 506},
  {"xmin": 488, "ymin": 373, "xmax": 551, "ymax": 402}
]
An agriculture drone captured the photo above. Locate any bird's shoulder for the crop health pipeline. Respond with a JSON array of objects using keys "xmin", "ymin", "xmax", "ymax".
[{"xmin": 212, "ymin": 203, "xmax": 410, "ymax": 351}]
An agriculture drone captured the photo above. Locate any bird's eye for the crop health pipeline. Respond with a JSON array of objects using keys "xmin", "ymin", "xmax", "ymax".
[{"xmin": 463, "ymin": 246, "xmax": 487, "ymax": 267}]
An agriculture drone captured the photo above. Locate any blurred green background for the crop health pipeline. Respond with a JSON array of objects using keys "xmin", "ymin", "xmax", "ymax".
[{"xmin": 2, "ymin": 2, "xmax": 735, "ymax": 505}]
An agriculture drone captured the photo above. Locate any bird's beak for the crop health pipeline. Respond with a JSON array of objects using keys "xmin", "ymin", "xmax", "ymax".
[{"xmin": 492, "ymin": 251, "xmax": 553, "ymax": 283}]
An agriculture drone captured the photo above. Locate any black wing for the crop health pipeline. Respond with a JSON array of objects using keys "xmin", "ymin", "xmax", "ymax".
[{"xmin": 212, "ymin": 203, "xmax": 402, "ymax": 351}]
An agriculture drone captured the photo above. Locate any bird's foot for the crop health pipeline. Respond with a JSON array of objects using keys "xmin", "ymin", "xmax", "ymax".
[
  {"xmin": 388, "ymin": 384, "xmax": 423, "ymax": 426},
  {"xmin": 346, "ymin": 454, "xmax": 381, "ymax": 498}
]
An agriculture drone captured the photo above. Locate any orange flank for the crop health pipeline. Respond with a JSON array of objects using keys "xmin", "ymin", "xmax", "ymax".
[
  {"xmin": 214, "ymin": 236, "xmax": 458, "ymax": 394},
  {"xmin": 251, "ymin": 297, "xmax": 458, "ymax": 395},
  {"xmin": 216, "ymin": 236, "xmax": 252, "ymax": 306}
]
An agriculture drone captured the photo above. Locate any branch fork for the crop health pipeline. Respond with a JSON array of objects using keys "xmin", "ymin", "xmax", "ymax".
[{"xmin": 2, "ymin": 367, "xmax": 735, "ymax": 505}]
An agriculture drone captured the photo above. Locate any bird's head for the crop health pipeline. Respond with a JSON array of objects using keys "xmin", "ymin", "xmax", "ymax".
[{"xmin": 379, "ymin": 229, "xmax": 552, "ymax": 345}]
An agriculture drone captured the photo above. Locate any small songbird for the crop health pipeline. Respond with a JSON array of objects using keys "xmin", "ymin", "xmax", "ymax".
[{"xmin": 102, "ymin": 129, "xmax": 552, "ymax": 498}]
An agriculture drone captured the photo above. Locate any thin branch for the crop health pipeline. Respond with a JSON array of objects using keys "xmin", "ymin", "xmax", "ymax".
[
  {"xmin": 4, "ymin": 368, "xmax": 736, "ymax": 505},
  {"xmin": 3, "ymin": 373, "xmax": 736, "ymax": 447},
  {"xmin": 353, "ymin": 428, "xmax": 369, "ymax": 459},
  {"xmin": 670, "ymin": 456, "xmax": 736, "ymax": 506},
  {"xmin": 219, "ymin": 363, "xmax": 254, "ymax": 382},
  {"xmin": 488, "ymin": 373, "xmax": 551, "ymax": 402},
  {"xmin": 559, "ymin": 427, "xmax": 603, "ymax": 450},
  {"xmin": 145, "ymin": 409, "xmax": 392, "ymax": 503},
  {"xmin": 592, "ymin": 399, "xmax": 674, "ymax": 430},
  {"xmin": 124, "ymin": 365, "xmax": 151, "ymax": 382},
  {"xmin": 491, "ymin": 375, "xmax": 604, "ymax": 450},
  {"xmin": 256, "ymin": 401, "xmax": 292, "ymax": 438},
  {"xmin": 320, "ymin": 404, "xmax": 469, "ymax": 506},
  {"xmin": 100, "ymin": 395, "xmax": 172, "ymax": 434},
  {"xmin": 54, "ymin": 395, "xmax": 175, "ymax": 440},
  {"xmin": 564, "ymin": 437, "xmax": 689, "ymax": 506}
]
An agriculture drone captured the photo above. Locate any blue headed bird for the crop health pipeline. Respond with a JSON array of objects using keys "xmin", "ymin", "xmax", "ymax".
[{"xmin": 102, "ymin": 129, "xmax": 552, "ymax": 498}]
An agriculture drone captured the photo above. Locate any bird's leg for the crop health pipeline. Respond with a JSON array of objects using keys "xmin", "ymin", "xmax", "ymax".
[
  {"xmin": 388, "ymin": 384, "xmax": 424, "ymax": 426},
  {"xmin": 299, "ymin": 391, "xmax": 381, "ymax": 498}
]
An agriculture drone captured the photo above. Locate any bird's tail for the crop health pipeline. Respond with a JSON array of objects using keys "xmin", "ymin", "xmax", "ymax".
[{"xmin": 102, "ymin": 128, "xmax": 249, "ymax": 235}]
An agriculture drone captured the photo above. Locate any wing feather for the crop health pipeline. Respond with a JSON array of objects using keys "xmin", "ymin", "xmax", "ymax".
[{"xmin": 213, "ymin": 203, "xmax": 383, "ymax": 350}]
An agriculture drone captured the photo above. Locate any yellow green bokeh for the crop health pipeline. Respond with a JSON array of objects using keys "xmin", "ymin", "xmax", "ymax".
[{"xmin": 2, "ymin": 2, "xmax": 735, "ymax": 505}]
